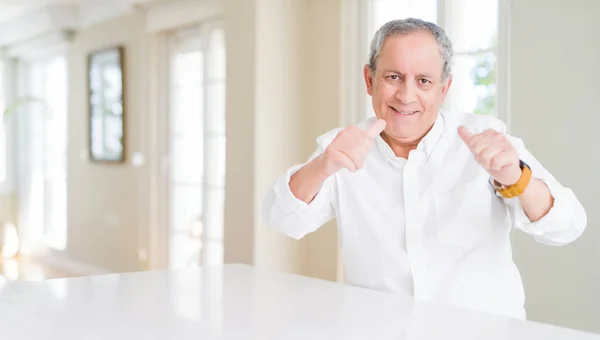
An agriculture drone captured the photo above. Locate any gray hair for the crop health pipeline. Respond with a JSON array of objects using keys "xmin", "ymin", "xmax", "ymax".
[{"xmin": 368, "ymin": 18, "xmax": 453, "ymax": 81}]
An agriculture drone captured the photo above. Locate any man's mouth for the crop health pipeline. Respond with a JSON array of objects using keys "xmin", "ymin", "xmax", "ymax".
[{"xmin": 390, "ymin": 106, "xmax": 419, "ymax": 115}]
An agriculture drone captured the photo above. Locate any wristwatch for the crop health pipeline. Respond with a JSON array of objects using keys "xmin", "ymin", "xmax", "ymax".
[{"xmin": 493, "ymin": 160, "xmax": 532, "ymax": 198}]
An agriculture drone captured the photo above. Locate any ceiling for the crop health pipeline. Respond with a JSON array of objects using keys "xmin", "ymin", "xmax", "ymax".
[
  {"xmin": 0, "ymin": 1, "xmax": 77, "ymax": 23},
  {"xmin": 0, "ymin": 0, "xmax": 158, "ymax": 47},
  {"xmin": 0, "ymin": 0, "xmax": 154, "ymax": 24}
]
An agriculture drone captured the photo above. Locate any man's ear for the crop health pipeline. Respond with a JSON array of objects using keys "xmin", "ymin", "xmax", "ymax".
[
  {"xmin": 441, "ymin": 75, "xmax": 452, "ymax": 99},
  {"xmin": 364, "ymin": 64, "xmax": 374, "ymax": 96}
]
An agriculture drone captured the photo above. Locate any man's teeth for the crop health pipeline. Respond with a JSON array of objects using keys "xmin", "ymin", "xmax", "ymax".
[{"xmin": 391, "ymin": 107, "xmax": 417, "ymax": 115}]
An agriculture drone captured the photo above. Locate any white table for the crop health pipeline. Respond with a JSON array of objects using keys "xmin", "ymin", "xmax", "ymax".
[{"xmin": 0, "ymin": 264, "xmax": 598, "ymax": 340}]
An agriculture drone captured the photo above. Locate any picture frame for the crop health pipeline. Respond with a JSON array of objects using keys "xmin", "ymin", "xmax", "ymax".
[{"xmin": 87, "ymin": 45, "xmax": 125, "ymax": 163}]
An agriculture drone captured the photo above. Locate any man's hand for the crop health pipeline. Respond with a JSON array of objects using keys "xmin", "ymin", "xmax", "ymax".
[
  {"xmin": 289, "ymin": 119, "xmax": 386, "ymax": 204},
  {"xmin": 458, "ymin": 126, "xmax": 522, "ymax": 186},
  {"xmin": 321, "ymin": 119, "xmax": 386, "ymax": 175}
]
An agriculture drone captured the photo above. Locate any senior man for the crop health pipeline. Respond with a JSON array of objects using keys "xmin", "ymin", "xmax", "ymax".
[{"xmin": 262, "ymin": 18, "xmax": 586, "ymax": 319}]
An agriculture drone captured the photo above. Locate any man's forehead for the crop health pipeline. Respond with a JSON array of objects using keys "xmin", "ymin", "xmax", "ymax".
[{"xmin": 378, "ymin": 32, "xmax": 443, "ymax": 75}]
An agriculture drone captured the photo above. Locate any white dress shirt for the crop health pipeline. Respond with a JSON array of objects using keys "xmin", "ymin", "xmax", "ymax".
[{"xmin": 262, "ymin": 111, "xmax": 587, "ymax": 319}]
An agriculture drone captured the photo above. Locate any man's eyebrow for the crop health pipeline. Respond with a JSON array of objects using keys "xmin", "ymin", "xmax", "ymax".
[{"xmin": 381, "ymin": 69, "xmax": 436, "ymax": 79}]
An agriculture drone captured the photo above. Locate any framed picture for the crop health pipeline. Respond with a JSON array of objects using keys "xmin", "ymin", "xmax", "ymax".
[{"xmin": 88, "ymin": 45, "xmax": 125, "ymax": 163}]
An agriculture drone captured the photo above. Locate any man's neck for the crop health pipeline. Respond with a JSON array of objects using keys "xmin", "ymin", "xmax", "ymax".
[
  {"xmin": 381, "ymin": 133, "xmax": 420, "ymax": 159},
  {"xmin": 380, "ymin": 121, "xmax": 437, "ymax": 159}
]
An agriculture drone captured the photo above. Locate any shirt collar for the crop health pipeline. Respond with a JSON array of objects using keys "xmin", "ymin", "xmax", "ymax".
[
  {"xmin": 417, "ymin": 110, "xmax": 444, "ymax": 157},
  {"xmin": 375, "ymin": 110, "xmax": 445, "ymax": 161}
]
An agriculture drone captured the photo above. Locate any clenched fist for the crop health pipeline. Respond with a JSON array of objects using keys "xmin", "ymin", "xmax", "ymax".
[
  {"xmin": 458, "ymin": 126, "xmax": 522, "ymax": 186},
  {"xmin": 322, "ymin": 119, "xmax": 387, "ymax": 175}
]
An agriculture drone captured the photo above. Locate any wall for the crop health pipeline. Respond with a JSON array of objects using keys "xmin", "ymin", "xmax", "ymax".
[
  {"xmin": 223, "ymin": 0, "xmax": 343, "ymax": 280},
  {"xmin": 509, "ymin": 0, "xmax": 600, "ymax": 333},
  {"xmin": 300, "ymin": 0, "xmax": 344, "ymax": 282},
  {"xmin": 67, "ymin": 12, "xmax": 149, "ymax": 272},
  {"xmin": 222, "ymin": 0, "xmax": 257, "ymax": 266},
  {"xmin": 253, "ymin": 0, "xmax": 308, "ymax": 273}
]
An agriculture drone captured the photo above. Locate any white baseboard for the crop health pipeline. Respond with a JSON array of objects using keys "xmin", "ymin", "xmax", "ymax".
[{"xmin": 34, "ymin": 248, "xmax": 114, "ymax": 277}]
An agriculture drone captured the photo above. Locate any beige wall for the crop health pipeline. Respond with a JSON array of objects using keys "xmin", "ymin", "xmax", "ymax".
[
  {"xmin": 224, "ymin": 0, "xmax": 343, "ymax": 280},
  {"xmin": 509, "ymin": 0, "xmax": 600, "ymax": 333},
  {"xmin": 300, "ymin": 0, "xmax": 344, "ymax": 282},
  {"xmin": 67, "ymin": 12, "xmax": 150, "ymax": 272},
  {"xmin": 222, "ymin": 0, "xmax": 257, "ymax": 266},
  {"xmin": 253, "ymin": 0, "xmax": 307, "ymax": 273}
]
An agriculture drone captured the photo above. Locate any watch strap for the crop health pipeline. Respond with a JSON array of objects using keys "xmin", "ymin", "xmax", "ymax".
[{"xmin": 494, "ymin": 160, "xmax": 532, "ymax": 198}]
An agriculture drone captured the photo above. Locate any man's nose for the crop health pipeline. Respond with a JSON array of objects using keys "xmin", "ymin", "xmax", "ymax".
[{"xmin": 395, "ymin": 80, "xmax": 417, "ymax": 104}]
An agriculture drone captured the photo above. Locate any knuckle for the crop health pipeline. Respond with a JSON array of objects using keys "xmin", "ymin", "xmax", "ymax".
[
  {"xmin": 483, "ymin": 154, "xmax": 493, "ymax": 165},
  {"xmin": 476, "ymin": 153, "xmax": 486, "ymax": 164}
]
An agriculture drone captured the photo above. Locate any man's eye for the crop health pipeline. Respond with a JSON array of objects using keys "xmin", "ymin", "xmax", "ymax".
[
  {"xmin": 387, "ymin": 75, "xmax": 400, "ymax": 80},
  {"xmin": 418, "ymin": 78, "xmax": 431, "ymax": 84}
]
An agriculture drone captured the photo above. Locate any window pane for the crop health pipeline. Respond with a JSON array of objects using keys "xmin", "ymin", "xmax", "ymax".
[
  {"xmin": 204, "ymin": 135, "xmax": 225, "ymax": 188},
  {"xmin": 170, "ymin": 184, "xmax": 203, "ymax": 233},
  {"xmin": 205, "ymin": 82, "xmax": 225, "ymax": 134},
  {"xmin": 171, "ymin": 135, "xmax": 204, "ymax": 184},
  {"xmin": 448, "ymin": 0, "xmax": 498, "ymax": 53},
  {"xmin": 207, "ymin": 28, "xmax": 225, "ymax": 82},
  {"xmin": 44, "ymin": 178, "xmax": 67, "ymax": 250},
  {"xmin": 171, "ymin": 51, "xmax": 203, "ymax": 87},
  {"xmin": 472, "ymin": 52, "xmax": 496, "ymax": 115},
  {"xmin": 202, "ymin": 187, "xmax": 224, "ymax": 241},
  {"xmin": 371, "ymin": 0, "xmax": 437, "ymax": 34},
  {"xmin": 445, "ymin": 52, "xmax": 496, "ymax": 116},
  {"xmin": 43, "ymin": 57, "xmax": 68, "ymax": 251},
  {"xmin": 170, "ymin": 86, "xmax": 203, "ymax": 136}
]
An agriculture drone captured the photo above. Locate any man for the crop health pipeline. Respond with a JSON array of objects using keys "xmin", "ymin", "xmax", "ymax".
[{"xmin": 262, "ymin": 18, "xmax": 586, "ymax": 319}]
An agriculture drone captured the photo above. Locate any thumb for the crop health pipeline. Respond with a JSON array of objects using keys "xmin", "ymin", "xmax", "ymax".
[
  {"xmin": 366, "ymin": 119, "xmax": 386, "ymax": 138},
  {"xmin": 457, "ymin": 125, "xmax": 473, "ymax": 142}
]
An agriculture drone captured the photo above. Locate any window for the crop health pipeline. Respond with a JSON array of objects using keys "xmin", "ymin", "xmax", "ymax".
[
  {"xmin": 360, "ymin": 0, "xmax": 499, "ymax": 118},
  {"xmin": 370, "ymin": 0, "xmax": 437, "ymax": 30},
  {"xmin": 167, "ymin": 23, "xmax": 226, "ymax": 269},
  {"xmin": 41, "ymin": 57, "xmax": 68, "ymax": 251},
  {"xmin": 21, "ymin": 56, "xmax": 68, "ymax": 251},
  {"xmin": 443, "ymin": 0, "xmax": 498, "ymax": 116}
]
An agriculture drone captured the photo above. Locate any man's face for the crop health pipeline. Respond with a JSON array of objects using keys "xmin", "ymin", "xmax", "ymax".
[{"xmin": 364, "ymin": 31, "xmax": 451, "ymax": 144}]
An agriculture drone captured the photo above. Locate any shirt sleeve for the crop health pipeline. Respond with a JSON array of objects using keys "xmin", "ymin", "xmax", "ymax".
[
  {"xmin": 262, "ymin": 129, "xmax": 341, "ymax": 240},
  {"xmin": 502, "ymin": 135, "xmax": 587, "ymax": 246}
]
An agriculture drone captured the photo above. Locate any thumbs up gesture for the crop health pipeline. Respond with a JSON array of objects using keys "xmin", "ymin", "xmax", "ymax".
[
  {"xmin": 322, "ymin": 119, "xmax": 386, "ymax": 175},
  {"xmin": 458, "ymin": 126, "xmax": 522, "ymax": 186}
]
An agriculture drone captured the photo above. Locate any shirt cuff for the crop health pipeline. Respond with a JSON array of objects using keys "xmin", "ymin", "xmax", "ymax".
[
  {"xmin": 502, "ymin": 179, "xmax": 572, "ymax": 235},
  {"xmin": 273, "ymin": 163, "xmax": 333, "ymax": 216}
]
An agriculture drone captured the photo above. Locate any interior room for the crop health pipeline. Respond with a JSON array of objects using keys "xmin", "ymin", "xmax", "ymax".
[{"xmin": 0, "ymin": 0, "xmax": 598, "ymax": 338}]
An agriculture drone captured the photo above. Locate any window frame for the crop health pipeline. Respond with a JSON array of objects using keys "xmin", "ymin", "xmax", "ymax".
[{"xmin": 147, "ymin": 16, "xmax": 226, "ymax": 270}]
